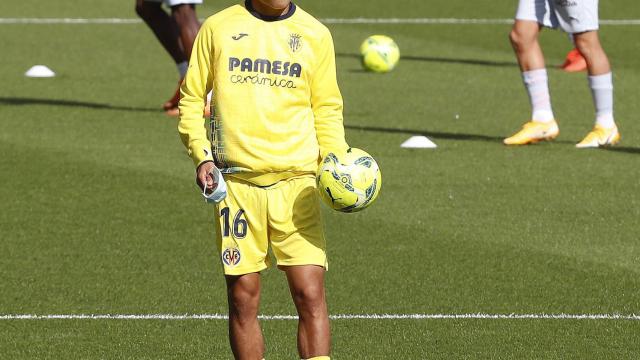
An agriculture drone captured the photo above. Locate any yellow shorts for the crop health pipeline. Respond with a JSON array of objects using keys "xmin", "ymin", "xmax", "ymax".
[{"xmin": 214, "ymin": 175, "xmax": 327, "ymax": 276}]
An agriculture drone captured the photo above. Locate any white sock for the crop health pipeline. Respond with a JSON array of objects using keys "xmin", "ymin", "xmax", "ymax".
[
  {"xmin": 177, "ymin": 61, "xmax": 189, "ymax": 78},
  {"xmin": 522, "ymin": 69, "xmax": 555, "ymax": 123},
  {"xmin": 588, "ymin": 72, "xmax": 615, "ymax": 128}
]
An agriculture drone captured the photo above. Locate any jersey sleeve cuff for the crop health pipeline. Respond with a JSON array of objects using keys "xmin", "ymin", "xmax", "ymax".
[
  {"xmin": 320, "ymin": 142, "xmax": 349, "ymax": 159},
  {"xmin": 188, "ymin": 141, "xmax": 215, "ymax": 168}
]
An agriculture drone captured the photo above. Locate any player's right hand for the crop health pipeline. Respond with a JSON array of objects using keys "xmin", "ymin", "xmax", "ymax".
[{"xmin": 196, "ymin": 161, "xmax": 217, "ymax": 192}]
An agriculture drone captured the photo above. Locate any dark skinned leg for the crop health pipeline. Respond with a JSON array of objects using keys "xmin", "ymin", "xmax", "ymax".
[
  {"xmin": 170, "ymin": 4, "xmax": 200, "ymax": 60},
  {"xmin": 226, "ymin": 273, "xmax": 265, "ymax": 360},
  {"xmin": 284, "ymin": 265, "xmax": 330, "ymax": 359},
  {"xmin": 135, "ymin": 0, "xmax": 186, "ymax": 64}
]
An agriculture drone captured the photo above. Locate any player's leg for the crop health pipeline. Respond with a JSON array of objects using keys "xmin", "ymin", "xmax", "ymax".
[
  {"xmin": 215, "ymin": 178, "xmax": 270, "ymax": 359},
  {"xmin": 267, "ymin": 176, "xmax": 330, "ymax": 359},
  {"xmin": 510, "ymin": 20, "xmax": 545, "ymax": 72},
  {"xmin": 135, "ymin": 0, "xmax": 186, "ymax": 65},
  {"xmin": 553, "ymin": 0, "xmax": 619, "ymax": 147},
  {"xmin": 573, "ymin": 31, "xmax": 619, "ymax": 147},
  {"xmin": 561, "ymin": 34, "xmax": 587, "ymax": 72},
  {"xmin": 284, "ymin": 265, "xmax": 330, "ymax": 359},
  {"xmin": 574, "ymin": 31, "xmax": 610, "ymax": 75},
  {"xmin": 170, "ymin": 4, "xmax": 200, "ymax": 60},
  {"xmin": 226, "ymin": 273, "xmax": 265, "ymax": 359},
  {"xmin": 164, "ymin": 2, "xmax": 202, "ymax": 115},
  {"xmin": 505, "ymin": 17, "xmax": 559, "ymax": 145},
  {"xmin": 135, "ymin": 0, "xmax": 189, "ymax": 113}
]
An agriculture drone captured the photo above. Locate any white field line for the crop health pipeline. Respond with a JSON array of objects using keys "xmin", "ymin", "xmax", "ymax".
[
  {"xmin": 1, "ymin": 313, "xmax": 639, "ymax": 320},
  {"xmin": 0, "ymin": 18, "xmax": 141, "ymax": 24},
  {"xmin": 1, "ymin": 17, "xmax": 640, "ymax": 25}
]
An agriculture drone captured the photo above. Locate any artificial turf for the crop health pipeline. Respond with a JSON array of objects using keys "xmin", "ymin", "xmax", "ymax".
[{"xmin": 1, "ymin": 0, "xmax": 639, "ymax": 358}]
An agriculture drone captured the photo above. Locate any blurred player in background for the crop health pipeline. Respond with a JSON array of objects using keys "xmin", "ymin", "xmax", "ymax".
[
  {"xmin": 135, "ymin": 0, "xmax": 201, "ymax": 116},
  {"xmin": 561, "ymin": 35, "xmax": 587, "ymax": 72},
  {"xmin": 561, "ymin": 49, "xmax": 587, "ymax": 73},
  {"xmin": 505, "ymin": 0, "xmax": 619, "ymax": 148},
  {"xmin": 178, "ymin": 0, "xmax": 348, "ymax": 359}
]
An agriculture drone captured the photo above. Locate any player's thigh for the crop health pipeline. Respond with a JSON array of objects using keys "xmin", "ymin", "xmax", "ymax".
[
  {"xmin": 136, "ymin": 0, "xmax": 162, "ymax": 13},
  {"xmin": 267, "ymin": 176, "xmax": 327, "ymax": 269},
  {"xmin": 552, "ymin": 0, "xmax": 599, "ymax": 33},
  {"xmin": 215, "ymin": 178, "xmax": 269, "ymax": 276}
]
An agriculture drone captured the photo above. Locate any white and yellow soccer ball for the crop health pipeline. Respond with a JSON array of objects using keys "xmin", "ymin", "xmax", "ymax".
[
  {"xmin": 317, "ymin": 148, "xmax": 382, "ymax": 213},
  {"xmin": 360, "ymin": 35, "xmax": 400, "ymax": 73}
]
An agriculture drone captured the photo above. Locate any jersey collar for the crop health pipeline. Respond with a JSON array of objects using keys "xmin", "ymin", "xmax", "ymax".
[{"xmin": 245, "ymin": 0, "xmax": 297, "ymax": 22}]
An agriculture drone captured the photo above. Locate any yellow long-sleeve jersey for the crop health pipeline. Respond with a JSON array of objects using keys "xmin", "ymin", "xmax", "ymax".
[{"xmin": 178, "ymin": 1, "xmax": 348, "ymax": 186}]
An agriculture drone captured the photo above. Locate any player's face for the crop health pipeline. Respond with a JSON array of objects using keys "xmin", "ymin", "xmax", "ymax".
[{"xmin": 253, "ymin": 0, "xmax": 291, "ymax": 13}]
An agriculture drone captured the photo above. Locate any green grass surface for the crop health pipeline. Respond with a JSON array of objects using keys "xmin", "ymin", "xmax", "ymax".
[
  {"xmin": 3, "ymin": 320, "xmax": 640, "ymax": 359},
  {"xmin": 1, "ymin": 0, "xmax": 639, "ymax": 358}
]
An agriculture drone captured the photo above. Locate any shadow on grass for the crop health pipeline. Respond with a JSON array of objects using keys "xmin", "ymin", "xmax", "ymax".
[
  {"xmin": 346, "ymin": 124, "xmax": 640, "ymax": 153},
  {"xmin": 337, "ymin": 53, "xmax": 518, "ymax": 68},
  {"xmin": 600, "ymin": 146, "xmax": 640, "ymax": 155},
  {"xmin": 0, "ymin": 97, "xmax": 160, "ymax": 113},
  {"xmin": 346, "ymin": 123, "xmax": 504, "ymax": 143}
]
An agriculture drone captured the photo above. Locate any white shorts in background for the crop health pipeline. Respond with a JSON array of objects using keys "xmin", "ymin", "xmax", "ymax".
[
  {"xmin": 515, "ymin": 0, "xmax": 599, "ymax": 33},
  {"xmin": 145, "ymin": 0, "xmax": 202, "ymax": 7}
]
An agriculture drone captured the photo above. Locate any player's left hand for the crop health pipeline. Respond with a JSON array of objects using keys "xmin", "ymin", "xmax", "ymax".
[
  {"xmin": 196, "ymin": 161, "xmax": 227, "ymax": 204},
  {"xmin": 196, "ymin": 161, "xmax": 217, "ymax": 191}
]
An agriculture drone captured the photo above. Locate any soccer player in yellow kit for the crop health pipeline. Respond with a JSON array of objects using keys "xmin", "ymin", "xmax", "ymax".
[{"xmin": 178, "ymin": 1, "xmax": 348, "ymax": 359}]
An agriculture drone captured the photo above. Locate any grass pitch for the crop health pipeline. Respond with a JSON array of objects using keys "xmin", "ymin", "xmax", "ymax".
[{"xmin": 1, "ymin": 0, "xmax": 639, "ymax": 358}]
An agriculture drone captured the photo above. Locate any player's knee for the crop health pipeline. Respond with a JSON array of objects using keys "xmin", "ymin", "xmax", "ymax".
[
  {"xmin": 292, "ymin": 285, "xmax": 326, "ymax": 317},
  {"xmin": 574, "ymin": 33, "xmax": 600, "ymax": 59},
  {"xmin": 509, "ymin": 29, "xmax": 527, "ymax": 50},
  {"xmin": 228, "ymin": 284, "xmax": 260, "ymax": 317}
]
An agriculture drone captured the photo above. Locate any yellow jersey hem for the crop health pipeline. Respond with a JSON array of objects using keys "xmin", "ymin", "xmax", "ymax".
[
  {"xmin": 222, "ymin": 264, "xmax": 268, "ymax": 276},
  {"xmin": 277, "ymin": 259, "xmax": 328, "ymax": 271},
  {"xmin": 227, "ymin": 171, "xmax": 315, "ymax": 187}
]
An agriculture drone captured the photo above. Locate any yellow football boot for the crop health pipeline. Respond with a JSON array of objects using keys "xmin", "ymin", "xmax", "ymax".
[
  {"xmin": 576, "ymin": 125, "xmax": 620, "ymax": 148},
  {"xmin": 504, "ymin": 120, "xmax": 559, "ymax": 145}
]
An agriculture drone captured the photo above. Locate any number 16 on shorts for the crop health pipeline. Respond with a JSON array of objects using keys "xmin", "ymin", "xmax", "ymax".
[
  {"xmin": 217, "ymin": 206, "xmax": 249, "ymax": 270},
  {"xmin": 219, "ymin": 207, "xmax": 248, "ymax": 239}
]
